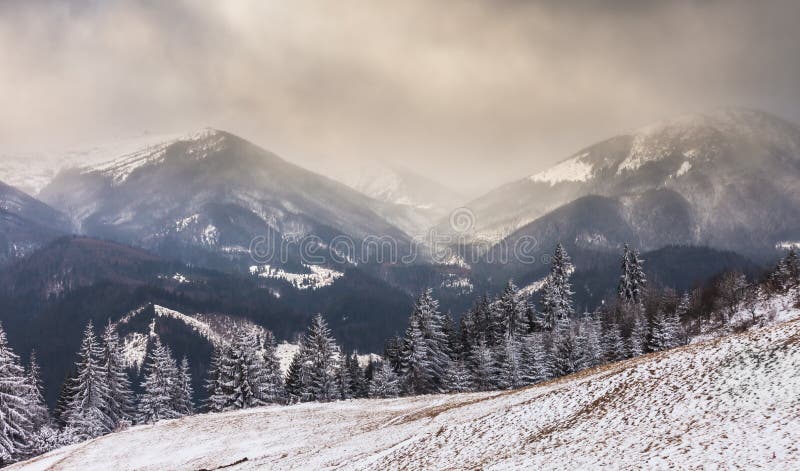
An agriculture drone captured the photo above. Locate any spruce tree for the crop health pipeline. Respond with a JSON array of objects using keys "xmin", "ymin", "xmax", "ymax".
[
  {"xmin": 399, "ymin": 289, "xmax": 450, "ymax": 395},
  {"xmin": 618, "ymin": 244, "xmax": 646, "ymax": 305},
  {"xmin": 0, "ymin": 324, "xmax": 34, "ymax": 463},
  {"xmin": 603, "ymin": 322, "xmax": 626, "ymax": 363},
  {"xmin": 540, "ymin": 244, "xmax": 575, "ymax": 330},
  {"xmin": 468, "ymin": 336, "xmax": 497, "ymax": 392},
  {"xmin": 649, "ymin": 310, "xmax": 679, "ymax": 352},
  {"xmin": 369, "ymin": 363, "xmax": 400, "ymax": 398},
  {"xmin": 260, "ymin": 331, "xmax": 286, "ymax": 404},
  {"xmin": 304, "ymin": 315, "xmax": 340, "ymax": 402},
  {"xmin": 335, "ymin": 353, "xmax": 353, "ymax": 400},
  {"xmin": 25, "ymin": 351, "xmax": 50, "ymax": 431},
  {"xmin": 101, "ymin": 323, "xmax": 134, "ymax": 428},
  {"xmin": 520, "ymin": 333, "xmax": 550, "ymax": 384},
  {"xmin": 205, "ymin": 347, "xmax": 232, "ymax": 412},
  {"xmin": 67, "ymin": 321, "xmax": 112, "ymax": 438},
  {"xmin": 496, "ymin": 336, "xmax": 524, "ymax": 390},
  {"xmin": 173, "ymin": 357, "xmax": 194, "ymax": 416},
  {"xmin": 347, "ymin": 352, "xmax": 367, "ymax": 398},
  {"xmin": 628, "ymin": 314, "xmax": 648, "ymax": 357},
  {"xmin": 284, "ymin": 345, "xmax": 309, "ymax": 404},
  {"xmin": 137, "ymin": 339, "xmax": 181, "ymax": 423},
  {"xmin": 445, "ymin": 360, "xmax": 473, "ymax": 393},
  {"xmin": 550, "ymin": 318, "xmax": 579, "ymax": 377}
]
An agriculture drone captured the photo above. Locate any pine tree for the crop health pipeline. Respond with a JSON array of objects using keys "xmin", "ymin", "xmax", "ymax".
[
  {"xmin": 284, "ymin": 344, "xmax": 309, "ymax": 404},
  {"xmin": 137, "ymin": 338, "xmax": 181, "ymax": 423},
  {"xmin": 603, "ymin": 322, "xmax": 626, "ymax": 363},
  {"xmin": 0, "ymin": 324, "xmax": 34, "ymax": 463},
  {"xmin": 618, "ymin": 244, "xmax": 646, "ymax": 305},
  {"xmin": 205, "ymin": 347, "xmax": 232, "ymax": 412},
  {"xmin": 304, "ymin": 315, "xmax": 340, "ymax": 402},
  {"xmin": 628, "ymin": 314, "xmax": 648, "ymax": 357},
  {"xmin": 649, "ymin": 310, "xmax": 678, "ymax": 352},
  {"xmin": 494, "ymin": 281, "xmax": 528, "ymax": 342},
  {"xmin": 468, "ymin": 336, "xmax": 497, "ymax": 392},
  {"xmin": 445, "ymin": 360, "xmax": 473, "ymax": 393},
  {"xmin": 369, "ymin": 363, "xmax": 400, "ymax": 398},
  {"xmin": 399, "ymin": 290, "xmax": 451, "ymax": 395},
  {"xmin": 347, "ymin": 352, "xmax": 367, "ymax": 398},
  {"xmin": 25, "ymin": 351, "xmax": 49, "ymax": 431},
  {"xmin": 228, "ymin": 330, "xmax": 266, "ymax": 409},
  {"xmin": 53, "ymin": 371, "xmax": 76, "ymax": 428},
  {"xmin": 335, "ymin": 353, "xmax": 353, "ymax": 400},
  {"xmin": 67, "ymin": 321, "xmax": 112, "ymax": 438},
  {"xmin": 540, "ymin": 244, "xmax": 575, "ymax": 330},
  {"xmin": 495, "ymin": 336, "xmax": 524, "ymax": 390},
  {"xmin": 260, "ymin": 331, "xmax": 285, "ymax": 404},
  {"xmin": 550, "ymin": 318, "xmax": 580, "ymax": 377},
  {"xmin": 173, "ymin": 357, "xmax": 194, "ymax": 416},
  {"xmin": 582, "ymin": 314, "xmax": 603, "ymax": 368},
  {"xmin": 520, "ymin": 333, "xmax": 550, "ymax": 384},
  {"xmin": 101, "ymin": 323, "xmax": 134, "ymax": 428}
]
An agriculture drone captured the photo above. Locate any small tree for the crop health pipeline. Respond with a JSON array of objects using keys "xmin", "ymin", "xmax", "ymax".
[{"xmin": 369, "ymin": 363, "xmax": 400, "ymax": 398}]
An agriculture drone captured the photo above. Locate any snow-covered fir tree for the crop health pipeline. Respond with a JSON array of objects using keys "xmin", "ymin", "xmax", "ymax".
[
  {"xmin": 628, "ymin": 313, "xmax": 648, "ymax": 357},
  {"xmin": 550, "ymin": 318, "xmax": 587, "ymax": 377},
  {"xmin": 173, "ymin": 356, "xmax": 194, "ymax": 416},
  {"xmin": 66, "ymin": 321, "xmax": 112, "ymax": 438},
  {"xmin": 369, "ymin": 363, "xmax": 400, "ymax": 398},
  {"xmin": 0, "ymin": 324, "xmax": 34, "ymax": 464},
  {"xmin": 335, "ymin": 352, "xmax": 353, "ymax": 400},
  {"xmin": 304, "ymin": 314, "xmax": 340, "ymax": 402},
  {"xmin": 205, "ymin": 347, "xmax": 232, "ymax": 412},
  {"xmin": 137, "ymin": 338, "xmax": 181, "ymax": 423},
  {"xmin": 495, "ymin": 336, "xmax": 524, "ymax": 389},
  {"xmin": 24, "ymin": 351, "xmax": 50, "ymax": 432},
  {"xmin": 468, "ymin": 336, "xmax": 497, "ymax": 391},
  {"xmin": 581, "ymin": 314, "xmax": 603, "ymax": 368},
  {"xmin": 100, "ymin": 323, "xmax": 134, "ymax": 428},
  {"xmin": 520, "ymin": 333, "xmax": 550, "ymax": 384},
  {"xmin": 540, "ymin": 244, "xmax": 575, "ymax": 330},
  {"xmin": 260, "ymin": 331, "xmax": 286, "ymax": 404},
  {"xmin": 399, "ymin": 289, "xmax": 451, "ymax": 395},
  {"xmin": 445, "ymin": 360, "xmax": 473, "ymax": 393},
  {"xmin": 494, "ymin": 280, "xmax": 529, "ymax": 341},
  {"xmin": 603, "ymin": 321, "xmax": 626, "ymax": 363},
  {"xmin": 229, "ymin": 330, "xmax": 267, "ymax": 409},
  {"xmin": 649, "ymin": 309, "xmax": 680, "ymax": 352},
  {"xmin": 284, "ymin": 344, "xmax": 309, "ymax": 404},
  {"xmin": 346, "ymin": 352, "xmax": 367, "ymax": 398}
]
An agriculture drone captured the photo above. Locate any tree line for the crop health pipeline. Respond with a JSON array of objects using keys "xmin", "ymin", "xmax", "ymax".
[{"xmin": 1, "ymin": 244, "xmax": 797, "ymax": 464}]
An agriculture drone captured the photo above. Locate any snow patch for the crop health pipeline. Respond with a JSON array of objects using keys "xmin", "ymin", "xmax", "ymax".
[
  {"xmin": 529, "ymin": 154, "xmax": 593, "ymax": 184},
  {"xmin": 249, "ymin": 264, "xmax": 344, "ymax": 290}
]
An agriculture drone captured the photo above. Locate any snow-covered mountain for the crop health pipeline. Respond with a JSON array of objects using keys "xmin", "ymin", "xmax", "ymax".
[
  {"xmin": 462, "ymin": 108, "xmax": 800, "ymax": 257},
  {"xmin": 322, "ymin": 161, "xmax": 465, "ymax": 236},
  {"xmin": 38, "ymin": 129, "xmax": 414, "ymax": 269},
  {"xmin": 13, "ymin": 297, "xmax": 800, "ymax": 470},
  {"xmin": 0, "ymin": 180, "xmax": 72, "ymax": 265},
  {"xmin": 0, "ymin": 132, "xmax": 183, "ymax": 196}
]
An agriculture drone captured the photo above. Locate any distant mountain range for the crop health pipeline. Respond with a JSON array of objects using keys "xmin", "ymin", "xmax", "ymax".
[{"xmin": 459, "ymin": 108, "xmax": 800, "ymax": 260}]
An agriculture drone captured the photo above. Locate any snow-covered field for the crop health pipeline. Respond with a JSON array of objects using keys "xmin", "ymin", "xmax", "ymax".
[{"xmin": 13, "ymin": 308, "xmax": 800, "ymax": 470}]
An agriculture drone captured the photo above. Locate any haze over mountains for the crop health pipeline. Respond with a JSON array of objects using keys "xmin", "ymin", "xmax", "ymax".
[{"xmin": 464, "ymin": 108, "xmax": 800, "ymax": 258}]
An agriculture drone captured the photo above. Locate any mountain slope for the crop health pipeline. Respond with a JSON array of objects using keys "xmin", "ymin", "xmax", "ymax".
[
  {"xmin": 325, "ymin": 161, "xmax": 465, "ymax": 236},
  {"xmin": 462, "ymin": 108, "xmax": 800, "ymax": 257},
  {"xmin": 0, "ymin": 180, "xmax": 72, "ymax": 265},
  {"xmin": 14, "ymin": 299, "xmax": 800, "ymax": 470},
  {"xmin": 39, "ymin": 129, "xmax": 413, "ymax": 269}
]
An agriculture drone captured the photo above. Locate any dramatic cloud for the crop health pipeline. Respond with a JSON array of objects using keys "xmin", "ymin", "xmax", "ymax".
[{"xmin": 2, "ymin": 0, "xmax": 799, "ymax": 194}]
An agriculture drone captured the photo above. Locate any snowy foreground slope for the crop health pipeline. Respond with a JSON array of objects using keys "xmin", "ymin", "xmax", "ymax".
[{"xmin": 14, "ymin": 316, "xmax": 800, "ymax": 470}]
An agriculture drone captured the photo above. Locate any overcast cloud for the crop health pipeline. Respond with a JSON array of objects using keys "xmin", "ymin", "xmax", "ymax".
[{"xmin": 1, "ymin": 0, "xmax": 799, "ymax": 194}]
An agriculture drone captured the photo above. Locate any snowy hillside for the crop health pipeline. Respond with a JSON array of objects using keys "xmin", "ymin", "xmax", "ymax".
[{"xmin": 14, "ymin": 305, "xmax": 800, "ymax": 470}]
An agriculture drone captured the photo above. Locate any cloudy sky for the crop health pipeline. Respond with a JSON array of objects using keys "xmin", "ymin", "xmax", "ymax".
[{"xmin": 2, "ymin": 0, "xmax": 799, "ymax": 194}]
